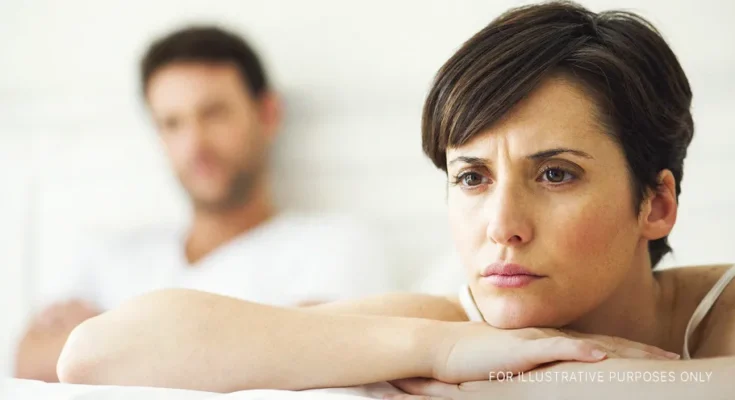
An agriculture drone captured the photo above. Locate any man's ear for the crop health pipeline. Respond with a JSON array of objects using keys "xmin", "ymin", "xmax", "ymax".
[
  {"xmin": 257, "ymin": 91, "xmax": 282, "ymax": 142},
  {"xmin": 640, "ymin": 169, "xmax": 678, "ymax": 240}
]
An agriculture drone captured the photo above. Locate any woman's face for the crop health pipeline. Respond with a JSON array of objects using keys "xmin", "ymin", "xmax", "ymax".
[{"xmin": 447, "ymin": 77, "xmax": 648, "ymax": 328}]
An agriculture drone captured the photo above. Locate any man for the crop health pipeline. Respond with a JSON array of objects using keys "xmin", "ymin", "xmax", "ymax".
[{"xmin": 14, "ymin": 25, "xmax": 398, "ymax": 382}]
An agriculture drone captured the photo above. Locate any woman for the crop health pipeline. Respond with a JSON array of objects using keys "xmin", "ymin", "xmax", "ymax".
[{"xmin": 57, "ymin": 2, "xmax": 734, "ymax": 398}]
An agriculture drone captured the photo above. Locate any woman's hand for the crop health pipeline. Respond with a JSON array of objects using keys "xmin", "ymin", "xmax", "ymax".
[{"xmin": 429, "ymin": 324, "xmax": 680, "ymax": 383}]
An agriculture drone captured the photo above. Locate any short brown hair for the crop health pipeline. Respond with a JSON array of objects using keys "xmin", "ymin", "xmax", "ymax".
[
  {"xmin": 140, "ymin": 25, "xmax": 268, "ymax": 98},
  {"xmin": 422, "ymin": 1, "xmax": 694, "ymax": 267}
]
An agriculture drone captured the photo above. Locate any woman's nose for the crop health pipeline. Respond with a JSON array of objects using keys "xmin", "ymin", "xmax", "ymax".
[{"xmin": 485, "ymin": 182, "xmax": 534, "ymax": 247}]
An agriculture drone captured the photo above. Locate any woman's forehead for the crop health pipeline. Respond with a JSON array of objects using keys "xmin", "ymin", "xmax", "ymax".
[{"xmin": 447, "ymin": 77, "xmax": 611, "ymax": 157}]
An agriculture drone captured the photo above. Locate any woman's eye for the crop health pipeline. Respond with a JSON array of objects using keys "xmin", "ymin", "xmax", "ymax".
[
  {"xmin": 461, "ymin": 172, "xmax": 484, "ymax": 187},
  {"xmin": 542, "ymin": 168, "xmax": 574, "ymax": 184}
]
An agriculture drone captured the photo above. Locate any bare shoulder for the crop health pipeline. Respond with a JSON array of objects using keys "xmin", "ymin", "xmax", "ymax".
[
  {"xmin": 655, "ymin": 264, "xmax": 733, "ymax": 300},
  {"xmin": 659, "ymin": 264, "xmax": 735, "ymax": 357},
  {"xmin": 655, "ymin": 263, "xmax": 732, "ymax": 283},
  {"xmin": 695, "ymin": 264, "xmax": 735, "ymax": 357}
]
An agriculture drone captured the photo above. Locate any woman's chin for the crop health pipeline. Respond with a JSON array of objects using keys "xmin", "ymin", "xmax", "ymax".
[
  {"xmin": 479, "ymin": 297, "xmax": 568, "ymax": 328},
  {"xmin": 485, "ymin": 314, "xmax": 550, "ymax": 329}
]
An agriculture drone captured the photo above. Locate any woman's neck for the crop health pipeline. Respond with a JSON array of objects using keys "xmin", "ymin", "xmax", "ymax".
[{"xmin": 564, "ymin": 251, "xmax": 679, "ymax": 352}]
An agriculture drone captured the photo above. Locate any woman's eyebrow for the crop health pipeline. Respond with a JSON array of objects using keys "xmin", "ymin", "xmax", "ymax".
[
  {"xmin": 527, "ymin": 148, "xmax": 594, "ymax": 160},
  {"xmin": 448, "ymin": 156, "xmax": 489, "ymax": 167},
  {"xmin": 448, "ymin": 148, "xmax": 593, "ymax": 166}
]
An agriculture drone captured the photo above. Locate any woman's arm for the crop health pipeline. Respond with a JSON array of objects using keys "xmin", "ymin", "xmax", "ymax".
[
  {"xmin": 392, "ymin": 357, "xmax": 735, "ymax": 400},
  {"xmin": 57, "ymin": 289, "xmax": 438, "ymax": 391},
  {"xmin": 304, "ymin": 292, "xmax": 467, "ymax": 320},
  {"xmin": 57, "ymin": 289, "xmax": 668, "ymax": 392}
]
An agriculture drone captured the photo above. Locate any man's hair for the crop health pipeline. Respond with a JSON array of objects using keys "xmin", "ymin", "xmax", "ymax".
[
  {"xmin": 140, "ymin": 25, "xmax": 269, "ymax": 97},
  {"xmin": 422, "ymin": 1, "xmax": 694, "ymax": 268}
]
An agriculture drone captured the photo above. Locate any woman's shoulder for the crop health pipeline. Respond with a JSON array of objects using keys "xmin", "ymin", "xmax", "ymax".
[
  {"xmin": 655, "ymin": 263, "xmax": 733, "ymax": 291},
  {"xmin": 656, "ymin": 263, "xmax": 733, "ymax": 276},
  {"xmin": 658, "ymin": 264, "xmax": 735, "ymax": 357},
  {"xmin": 655, "ymin": 263, "xmax": 733, "ymax": 303}
]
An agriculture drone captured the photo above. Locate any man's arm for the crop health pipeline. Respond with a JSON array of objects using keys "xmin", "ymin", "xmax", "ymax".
[
  {"xmin": 17, "ymin": 233, "xmax": 104, "ymax": 381},
  {"xmin": 14, "ymin": 300, "xmax": 100, "ymax": 381}
]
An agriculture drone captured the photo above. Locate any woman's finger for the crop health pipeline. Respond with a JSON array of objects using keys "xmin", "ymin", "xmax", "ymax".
[
  {"xmin": 524, "ymin": 336, "xmax": 609, "ymax": 366},
  {"xmin": 575, "ymin": 335, "xmax": 680, "ymax": 360},
  {"xmin": 564, "ymin": 331, "xmax": 680, "ymax": 360}
]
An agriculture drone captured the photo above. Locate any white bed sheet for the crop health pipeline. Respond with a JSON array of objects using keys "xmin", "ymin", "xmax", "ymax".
[{"xmin": 1, "ymin": 378, "xmax": 403, "ymax": 399}]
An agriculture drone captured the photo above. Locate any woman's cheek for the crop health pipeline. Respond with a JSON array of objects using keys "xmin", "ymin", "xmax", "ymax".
[
  {"xmin": 551, "ymin": 198, "xmax": 636, "ymax": 272},
  {"xmin": 448, "ymin": 195, "xmax": 487, "ymax": 275}
]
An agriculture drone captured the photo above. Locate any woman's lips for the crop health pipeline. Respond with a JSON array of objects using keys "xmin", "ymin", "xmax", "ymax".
[
  {"xmin": 480, "ymin": 262, "xmax": 544, "ymax": 288},
  {"xmin": 481, "ymin": 274, "xmax": 541, "ymax": 288}
]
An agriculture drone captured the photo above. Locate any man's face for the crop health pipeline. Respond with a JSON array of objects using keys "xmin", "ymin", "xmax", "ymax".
[{"xmin": 146, "ymin": 62, "xmax": 276, "ymax": 211}]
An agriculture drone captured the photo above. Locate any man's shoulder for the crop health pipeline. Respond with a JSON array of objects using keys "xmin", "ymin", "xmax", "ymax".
[
  {"xmin": 261, "ymin": 212, "xmax": 391, "ymax": 268},
  {"xmin": 262, "ymin": 212, "xmax": 400, "ymax": 295},
  {"xmin": 118, "ymin": 224, "xmax": 183, "ymax": 246},
  {"xmin": 267, "ymin": 212, "xmax": 381, "ymax": 243}
]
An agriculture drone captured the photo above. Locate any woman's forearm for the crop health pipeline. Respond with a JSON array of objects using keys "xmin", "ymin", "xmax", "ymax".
[
  {"xmin": 305, "ymin": 292, "xmax": 467, "ymax": 320},
  {"xmin": 56, "ymin": 289, "xmax": 442, "ymax": 392}
]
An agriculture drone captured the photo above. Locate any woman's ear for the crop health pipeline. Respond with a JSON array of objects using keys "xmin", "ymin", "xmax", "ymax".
[{"xmin": 640, "ymin": 170, "xmax": 678, "ymax": 240}]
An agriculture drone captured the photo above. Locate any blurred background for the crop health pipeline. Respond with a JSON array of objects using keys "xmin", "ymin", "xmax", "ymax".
[{"xmin": 1, "ymin": 0, "xmax": 733, "ymax": 377}]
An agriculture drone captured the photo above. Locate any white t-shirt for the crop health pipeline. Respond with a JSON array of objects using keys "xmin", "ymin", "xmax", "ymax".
[{"xmin": 38, "ymin": 212, "xmax": 400, "ymax": 310}]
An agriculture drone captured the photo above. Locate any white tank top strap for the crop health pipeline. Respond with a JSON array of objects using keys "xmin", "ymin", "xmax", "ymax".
[
  {"xmin": 682, "ymin": 264, "xmax": 735, "ymax": 360},
  {"xmin": 459, "ymin": 284, "xmax": 485, "ymax": 322}
]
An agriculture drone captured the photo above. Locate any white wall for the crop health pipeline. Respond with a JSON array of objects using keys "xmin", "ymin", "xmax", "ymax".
[{"xmin": 1, "ymin": 0, "xmax": 734, "ymax": 376}]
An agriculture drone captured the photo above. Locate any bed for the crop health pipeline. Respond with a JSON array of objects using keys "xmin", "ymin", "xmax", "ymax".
[{"xmin": 2, "ymin": 378, "xmax": 403, "ymax": 399}]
